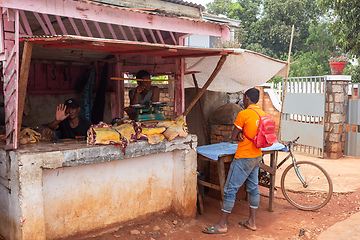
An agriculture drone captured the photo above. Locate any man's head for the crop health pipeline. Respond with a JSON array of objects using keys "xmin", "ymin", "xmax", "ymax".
[
  {"xmin": 136, "ymin": 70, "xmax": 151, "ymax": 90},
  {"xmin": 64, "ymin": 98, "xmax": 80, "ymax": 119},
  {"xmin": 243, "ymin": 88, "xmax": 260, "ymax": 108}
]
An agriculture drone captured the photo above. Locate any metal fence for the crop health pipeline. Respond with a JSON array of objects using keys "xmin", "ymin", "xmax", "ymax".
[
  {"xmin": 344, "ymin": 83, "xmax": 360, "ymax": 157},
  {"xmin": 280, "ymin": 76, "xmax": 326, "ymax": 157}
]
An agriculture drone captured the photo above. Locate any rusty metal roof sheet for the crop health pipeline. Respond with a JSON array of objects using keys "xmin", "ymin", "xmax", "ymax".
[{"xmin": 20, "ymin": 35, "xmax": 234, "ymax": 59}]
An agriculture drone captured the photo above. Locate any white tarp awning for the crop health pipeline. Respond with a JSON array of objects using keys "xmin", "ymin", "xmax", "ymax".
[{"xmin": 185, "ymin": 49, "xmax": 288, "ymax": 93}]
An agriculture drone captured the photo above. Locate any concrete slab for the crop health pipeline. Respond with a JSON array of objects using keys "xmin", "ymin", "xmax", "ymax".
[{"xmin": 318, "ymin": 212, "xmax": 360, "ymax": 240}]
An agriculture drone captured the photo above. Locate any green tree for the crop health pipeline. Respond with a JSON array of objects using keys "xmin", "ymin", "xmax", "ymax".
[
  {"xmin": 320, "ymin": 0, "xmax": 360, "ymax": 57},
  {"xmin": 320, "ymin": 0, "xmax": 360, "ymax": 82}
]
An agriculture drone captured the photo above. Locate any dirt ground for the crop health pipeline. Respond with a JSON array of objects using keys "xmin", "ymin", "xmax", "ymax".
[{"xmin": 62, "ymin": 186, "xmax": 360, "ymax": 240}]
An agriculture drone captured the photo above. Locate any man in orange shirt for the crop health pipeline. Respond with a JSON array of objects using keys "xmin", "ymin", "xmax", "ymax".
[{"xmin": 203, "ymin": 88, "xmax": 265, "ymax": 234}]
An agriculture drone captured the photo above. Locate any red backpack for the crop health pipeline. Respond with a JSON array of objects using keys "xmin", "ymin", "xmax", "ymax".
[{"xmin": 243, "ymin": 108, "xmax": 278, "ymax": 148}]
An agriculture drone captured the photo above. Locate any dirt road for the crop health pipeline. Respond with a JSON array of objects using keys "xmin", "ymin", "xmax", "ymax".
[{"xmin": 63, "ymin": 186, "xmax": 360, "ymax": 240}]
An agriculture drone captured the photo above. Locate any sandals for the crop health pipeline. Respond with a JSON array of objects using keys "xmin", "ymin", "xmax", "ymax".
[
  {"xmin": 202, "ymin": 225, "xmax": 227, "ymax": 234},
  {"xmin": 239, "ymin": 221, "xmax": 257, "ymax": 231}
]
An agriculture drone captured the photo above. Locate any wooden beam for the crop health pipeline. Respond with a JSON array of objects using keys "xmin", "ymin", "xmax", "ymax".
[
  {"xmin": 162, "ymin": 51, "xmax": 228, "ymax": 59},
  {"xmin": 110, "ymin": 77, "xmax": 178, "ymax": 81},
  {"xmin": 183, "ymin": 55, "xmax": 228, "ymax": 116},
  {"xmin": 192, "ymin": 74, "xmax": 209, "ymax": 144},
  {"xmin": 18, "ymin": 41, "xmax": 33, "ymax": 131}
]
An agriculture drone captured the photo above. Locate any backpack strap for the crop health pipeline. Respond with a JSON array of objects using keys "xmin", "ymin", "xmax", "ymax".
[{"xmin": 242, "ymin": 108, "xmax": 262, "ymax": 141}]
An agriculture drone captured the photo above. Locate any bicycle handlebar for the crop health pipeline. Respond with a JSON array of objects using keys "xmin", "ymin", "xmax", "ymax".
[{"xmin": 285, "ymin": 136, "xmax": 300, "ymax": 146}]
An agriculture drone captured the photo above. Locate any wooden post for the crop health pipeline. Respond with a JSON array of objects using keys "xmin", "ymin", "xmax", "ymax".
[
  {"xmin": 113, "ymin": 55, "xmax": 124, "ymax": 119},
  {"xmin": 192, "ymin": 74, "xmax": 209, "ymax": 144},
  {"xmin": 18, "ymin": 41, "xmax": 33, "ymax": 132},
  {"xmin": 279, "ymin": 25, "xmax": 295, "ymax": 139},
  {"xmin": 183, "ymin": 55, "xmax": 227, "ymax": 116}
]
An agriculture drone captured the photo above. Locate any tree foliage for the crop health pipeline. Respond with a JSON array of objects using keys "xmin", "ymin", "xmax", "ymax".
[
  {"xmin": 205, "ymin": 0, "xmax": 342, "ymax": 78},
  {"xmin": 320, "ymin": 0, "xmax": 360, "ymax": 58}
]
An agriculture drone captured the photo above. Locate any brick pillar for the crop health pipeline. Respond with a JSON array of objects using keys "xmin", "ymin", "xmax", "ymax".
[{"xmin": 324, "ymin": 75, "xmax": 351, "ymax": 159}]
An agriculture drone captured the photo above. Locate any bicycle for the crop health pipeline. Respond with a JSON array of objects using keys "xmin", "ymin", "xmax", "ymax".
[{"xmin": 260, "ymin": 137, "xmax": 333, "ymax": 211}]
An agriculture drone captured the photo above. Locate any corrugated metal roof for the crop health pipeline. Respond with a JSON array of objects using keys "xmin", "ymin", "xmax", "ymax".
[
  {"xmin": 161, "ymin": 0, "xmax": 205, "ymax": 11},
  {"xmin": 77, "ymin": 0, "xmax": 219, "ymax": 25},
  {"xmin": 20, "ymin": 35, "xmax": 234, "ymax": 59}
]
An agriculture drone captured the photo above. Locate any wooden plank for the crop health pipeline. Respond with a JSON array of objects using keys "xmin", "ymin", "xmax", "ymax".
[
  {"xmin": 68, "ymin": 17, "xmax": 80, "ymax": 36},
  {"xmin": 55, "ymin": 15, "xmax": 68, "ymax": 35},
  {"xmin": 106, "ymin": 23, "xmax": 117, "ymax": 40},
  {"xmin": 18, "ymin": 41, "xmax": 33, "ymax": 131},
  {"xmin": 183, "ymin": 55, "xmax": 227, "ymax": 116},
  {"xmin": 46, "ymin": 64, "xmax": 60, "ymax": 90},
  {"xmin": 138, "ymin": 28, "xmax": 148, "ymax": 42},
  {"xmin": 169, "ymin": 31, "xmax": 177, "ymax": 45},
  {"xmin": 34, "ymin": 63, "xmax": 47, "ymax": 90},
  {"xmin": 148, "ymin": 29, "xmax": 157, "ymax": 43},
  {"xmin": 94, "ymin": 21, "xmax": 105, "ymax": 38},
  {"xmin": 110, "ymin": 77, "xmax": 178, "ymax": 82},
  {"xmin": 128, "ymin": 26, "xmax": 137, "ymax": 41},
  {"xmin": 118, "ymin": 25, "xmax": 128, "ymax": 40},
  {"xmin": 259, "ymin": 163, "xmax": 275, "ymax": 175},
  {"xmin": 27, "ymin": 62, "xmax": 35, "ymax": 90},
  {"xmin": 33, "ymin": 12, "xmax": 50, "ymax": 35},
  {"xmin": 81, "ymin": 19, "xmax": 93, "ymax": 37},
  {"xmin": 156, "ymin": 30, "xmax": 165, "ymax": 44},
  {"xmin": 192, "ymin": 73, "xmax": 209, "ymax": 144},
  {"xmin": 217, "ymin": 157, "xmax": 226, "ymax": 201},
  {"xmin": 197, "ymin": 180, "xmax": 221, "ymax": 191},
  {"xmin": 19, "ymin": 10, "xmax": 32, "ymax": 35},
  {"xmin": 42, "ymin": 13, "xmax": 56, "ymax": 35},
  {"xmin": 268, "ymin": 151, "xmax": 278, "ymax": 212}
]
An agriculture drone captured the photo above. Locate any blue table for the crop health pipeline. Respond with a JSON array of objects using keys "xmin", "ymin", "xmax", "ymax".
[{"xmin": 197, "ymin": 142, "xmax": 287, "ymax": 212}]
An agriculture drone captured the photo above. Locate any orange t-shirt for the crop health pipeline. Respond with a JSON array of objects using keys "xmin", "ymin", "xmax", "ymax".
[{"xmin": 234, "ymin": 104, "xmax": 265, "ymax": 159}]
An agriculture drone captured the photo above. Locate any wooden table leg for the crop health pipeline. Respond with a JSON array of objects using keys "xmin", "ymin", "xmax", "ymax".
[
  {"xmin": 197, "ymin": 183, "xmax": 204, "ymax": 215},
  {"xmin": 217, "ymin": 157, "xmax": 226, "ymax": 202},
  {"xmin": 268, "ymin": 151, "xmax": 277, "ymax": 212}
]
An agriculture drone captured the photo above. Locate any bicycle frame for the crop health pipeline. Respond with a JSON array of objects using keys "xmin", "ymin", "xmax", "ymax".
[{"xmin": 276, "ymin": 140, "xmax": 308, "ymax": 187}]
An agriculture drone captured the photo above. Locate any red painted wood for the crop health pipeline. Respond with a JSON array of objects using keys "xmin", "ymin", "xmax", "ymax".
[
  {"xmin": 148, "ymin": 29, "xmax": 157, "ymax": 43},
  {"xmin": 0, "ymin": 12, "xmax": 3, "ymax": 53},
  {"xmin": 55, "ymin": 15, "xmax": 68, "ymax": 35},
  {"xmin": 68, "ymin": 17, "xmax": 80, "ymax": 36},
  {"xmin": 94, "ymin": 21, "xmax": 105, "ymax": 38},
  {"xmin": 81, "ymin": 19, "xmax": 93, "ymax": 37},
  {"xmin": 1, "ymin": 0, "xmax": 230, "ymax": 40},
  {"xmin": 46, "ymin": 64, "xmax": 61, "ymax": 90},
  {"xmin": 138, "ymin": 28, "xmax": 148, "ymax": 43},
  {"xmin": 118, "ymin": 25, "xmax": 128, "ymax": 40},
  {"xmin": 59, "ymin": 65, "xmax": 71, "ymax": 90},
  {"xmin": 19, "ymin": 10, "xmax": 32, "ymax": 35},
  {"xmin": 169, "ymin": 32, "xmax": 177, "ymax": 45},
  {"xmin": 42, "ymin": 13, "xmax": 56, "ymax": 35},
  {"xmin": 156, "ymin": 30, "xmax": 165, "ymax": 44},
  {"xmin": 33, "ymin": 12, "xmax": 50, "ymax": 34},
  {"xmin": 106, "ymin": 23, "xmax": 117, "ymax": 39},
  {"xmin": 34, "ymin": 63, "xmax": 47, "ymax": 90},
  {"xmin": 128, "ymin": 26, "xmax": 137, "ymax": 41},
  {"xmin": 3, "ymin": 9, "xmax": 19, "ymax": 149},
  {"xmin": 27, "ymin": 63, "xmax": 35, "ymax": 90}
]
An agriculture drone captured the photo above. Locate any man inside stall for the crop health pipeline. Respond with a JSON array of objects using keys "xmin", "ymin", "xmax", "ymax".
[
  {"xmin": 47, "ymin": 98, "xmax": 92, "ymax": 139},
  {"xmin": 125, "ymin": 70, "xmax": 160, "ymax": 119}
]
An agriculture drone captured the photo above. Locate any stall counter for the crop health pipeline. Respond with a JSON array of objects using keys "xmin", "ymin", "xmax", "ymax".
[{"xmin": 0, "ymin": 135, "xmax": 197, "ymax": 240}]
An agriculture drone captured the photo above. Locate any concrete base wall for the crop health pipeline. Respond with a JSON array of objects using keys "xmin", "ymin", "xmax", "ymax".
[
  {"xmin": 0, "ymin": 135, "xmax": 197, "ymax": 240},
  {"xmin": 43, "ymin": 152, "xmax": 174, "ymax": 239}
]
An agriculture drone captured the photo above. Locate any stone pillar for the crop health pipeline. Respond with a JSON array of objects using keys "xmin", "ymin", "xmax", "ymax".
[{"xmin": 324, "ymin": 75, "xmax": 351, "ymax": 159}]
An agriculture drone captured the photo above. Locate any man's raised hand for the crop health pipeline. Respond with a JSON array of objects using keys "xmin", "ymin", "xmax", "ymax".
[{"xmin": 56, "ymin": 104, "xmax": 69, "ymax": 121}]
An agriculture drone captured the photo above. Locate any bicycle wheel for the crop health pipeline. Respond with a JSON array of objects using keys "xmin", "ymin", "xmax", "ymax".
[{"xmin": 280, "ymin": 161, "xmax": 333, "ymax": 211}]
